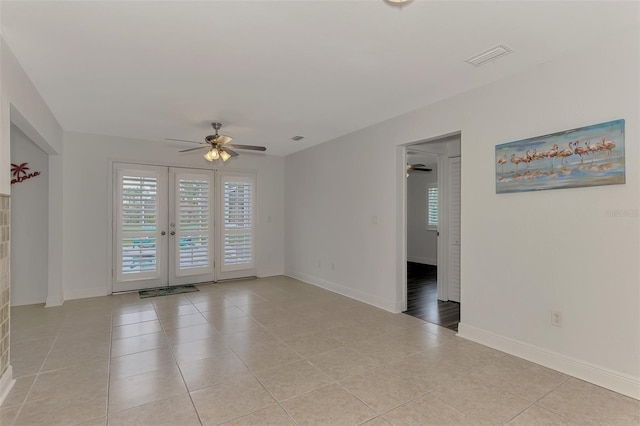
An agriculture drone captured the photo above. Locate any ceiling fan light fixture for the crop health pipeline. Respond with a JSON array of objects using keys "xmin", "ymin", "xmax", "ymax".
[
  {"xmin": 220, "ymin": 150, "xmax": 231, "ymax": 162},
  {"xmin": 204, "ymin": 148, "xmax": 220, "ymax": 161}
]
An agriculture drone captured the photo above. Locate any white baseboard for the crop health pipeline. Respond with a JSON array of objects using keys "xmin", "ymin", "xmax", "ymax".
[
  {"xmin": 257, "ymin": 268, "xmax": 285, "ymax": 278},
  {"xmin": 0, "ymin": 365, "xmax": 16, "ymax": 406},
  {"xmin": 11, "ymin": 296, "xmax": 47, "ymax": 307},
  {"xmin": 45, "ymin": 293, "xmax": 64, "ymax": 307},
  {"xmin": 285, "ymin": 269, "xmax": 398, "ymax": 313},
  {"xmin": 457, "ymin": 323, "xmax": 640, "ymax": 400},
  {"xmin": 64, "ymin": 286, "xmax": 109, "ymax": 301},
  {"xmin": 407, "ymin": 256, "xmax": 437, "ymax": 266}
]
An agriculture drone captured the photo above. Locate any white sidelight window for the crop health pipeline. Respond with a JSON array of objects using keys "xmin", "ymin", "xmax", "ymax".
[{"xmin": 218, "ymin": 173, "xmax": 256, "ymax": 279}]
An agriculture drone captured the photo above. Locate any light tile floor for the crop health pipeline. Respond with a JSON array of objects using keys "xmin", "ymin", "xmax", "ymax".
[{"xmin": 1, "ymin": 276, "xmax": 638, "ymax": 425}]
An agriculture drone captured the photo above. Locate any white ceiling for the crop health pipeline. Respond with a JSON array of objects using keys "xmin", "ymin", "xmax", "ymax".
[{"xmin": 2, "ymin": 1, "xmax": 637, "ymax": 156}]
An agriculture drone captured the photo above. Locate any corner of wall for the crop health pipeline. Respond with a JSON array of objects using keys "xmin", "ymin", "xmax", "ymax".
[
  {"xmin": 257, "ymin": 268, "xmax": 285, "ymax": 278},
  {"xmin": 285, "ymin": 269, "xmax": 400, "ymax": 313}
]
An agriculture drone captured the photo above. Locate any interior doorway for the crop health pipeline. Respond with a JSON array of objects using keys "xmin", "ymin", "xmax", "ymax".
[{"xmin": 403, "ymin": 135, "xmax": 461, "ymax": 331}]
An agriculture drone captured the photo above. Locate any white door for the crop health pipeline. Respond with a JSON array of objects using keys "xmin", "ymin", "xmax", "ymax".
[
  {"xmin": 114, "ymin": 164, "xmax": 169, "ymax": 292},
  {"xmin": 169, "ymin": 168, "xmax": 215, "ymax": 285},
  {"xmin": 113, "ymin": 164, "xmax": 216, "ymax": 292},
  {"xmin": 217, "ymin": 172, "xmax": 257, "ymax": 280},
  {"xmin": 448, "ymin": 157, "xmax": 461, "ymax": 302}
]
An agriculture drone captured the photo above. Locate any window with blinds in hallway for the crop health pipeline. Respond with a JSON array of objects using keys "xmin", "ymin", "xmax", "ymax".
[
  {"xmin": 427, "ymin": 184, "xmax": 439, "ymax": 230},
  {"xmin": 221, "ymin": 175, "xmax": 255, "ymax": 272}
]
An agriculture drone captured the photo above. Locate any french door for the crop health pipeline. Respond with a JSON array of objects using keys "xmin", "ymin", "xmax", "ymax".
[{"xmin": 113, "ymin": 164, "xmax": 256, "ymax": 292}]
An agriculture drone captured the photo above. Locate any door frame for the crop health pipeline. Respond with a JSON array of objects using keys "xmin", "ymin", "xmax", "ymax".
[
  {"xmin": 107, "ymin": 160, "xmax": 258, "ymax": 293},
  {"xmin": 436, "ymin": 153, "xmax": 450, "ymax": 302},
  {"xmin": 168, "ymin": 167, "xmax": 216, "ymax": 286},
  {"xmin": 398, "ymin": 132, "xmax": 461, "ymax": 313},
  {"xmin": 113, "ymin": 163, "xmax": 170, "ymax": 292}
]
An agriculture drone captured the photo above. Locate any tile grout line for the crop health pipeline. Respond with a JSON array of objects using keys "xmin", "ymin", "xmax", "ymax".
[
  {"xmin": 499, "ymin": 375, "xmax": 574, "ymax": 425},
  {"xmin": 209, "ymin": 287, "xmax": 301, "ymax": 426},
  {"xmin": 104, "ymin": 305, "xmax": 115, "ymax": 426},
  {"xmin": 9, "ymin": 310, "xmax": 68, "ymax": 426},
  {"xmin": 155, "ymin": 296, "xmax": 205, "ymax": 426},
  {"xmin": 216, "ymin": 288, "xmax": 453, "ymax": 424}
]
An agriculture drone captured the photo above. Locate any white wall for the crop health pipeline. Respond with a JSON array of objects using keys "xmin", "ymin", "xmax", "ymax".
[
  {"xmin": 285, "ymin": 27, "xmax": 639, "ymax": 398},
  {"xmin": 407, "ymin": 168, "xmax": 437, "ymax": 265},
  {"xmin": 62, "ymin": 132, "xmax": 285, "ymax": 300},
  {"xmin": 10, "ymin": 125, "xmax": 48, "ymax": 305},
  {"xmin": 1, "ymin": 40, "xmax": 63, "ymax": 192},
  {"xmin": 0, "ymin": 37, "xmax": 63, "ymax": 404},
  {"xmin": 1, "ymin": 39, "xmax": 65, "ymax": 307}
]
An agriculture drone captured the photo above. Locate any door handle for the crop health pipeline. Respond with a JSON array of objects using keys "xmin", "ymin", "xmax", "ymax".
[
  {"xmin": 161, "ymin": 231, "xmax": 166, "ymax": 236},
  {"xmin": 170, "ymin": 231, "xmax": 176, "ymax": 236}
]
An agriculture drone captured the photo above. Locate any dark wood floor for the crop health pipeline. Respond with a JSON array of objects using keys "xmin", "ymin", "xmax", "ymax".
[{"xmin": 404, "ymin": 262, "xmax": 460, "ymax": 331}]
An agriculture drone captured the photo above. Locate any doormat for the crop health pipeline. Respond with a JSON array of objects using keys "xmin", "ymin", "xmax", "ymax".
[{"xmin": 139, "ymin": 284, "xmax": 199, "ymax": 298}]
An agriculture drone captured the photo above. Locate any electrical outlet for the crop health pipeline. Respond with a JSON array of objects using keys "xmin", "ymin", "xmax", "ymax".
[{"xmin": 551, "ymin": 310, "xmax": 563, "ymax": 328}]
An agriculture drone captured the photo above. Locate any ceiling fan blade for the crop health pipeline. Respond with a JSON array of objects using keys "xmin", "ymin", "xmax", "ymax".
[
  {"xmin": 221, "ymin": 146, "xmax": 239, "ymax": 157},
  {"xmin": 216, "ymin": 134, "xmax": 233, "ymax": 145},
  {"xmin": 410, "ymin": 164, "xmax": 426, "ymax": 168},
  {"xmin": 410, "ymin": 167, "xmax": 433, "ymax": 172},
  {"xmin": 179, "ymin": 146, "xmax": 209, "ymax": 153},
  {"xmin": 228, "ymin": 144, "xmax": 267, "ymax": 152},
  {"xmin": 165, "ymin": 138, "xmax": 203, "ymax": 144}
]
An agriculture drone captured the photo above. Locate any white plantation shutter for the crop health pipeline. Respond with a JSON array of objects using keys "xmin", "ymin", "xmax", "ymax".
[
  {"xmin": 427, "ymin": 184, "xmax": 438, "ymax": 230},
  {"xmin": 176, "ymin": 176, "xmax": 211, "ymax": 274},
  {"xmin": 115, "ymin": 166, "xmax": 168, "ymax": 286},
  {"xmin": 220, "ymin": 174, "xmax": 255, "ymax": 273},
  {"xmin": 121, "ymin": 175, "xmax": 158, "ymax": 276}
]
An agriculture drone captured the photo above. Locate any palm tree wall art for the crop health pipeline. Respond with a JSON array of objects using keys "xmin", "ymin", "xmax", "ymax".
[{"xmin": 10, "ymin": 162, "xmax": 41, "ymax": 185}]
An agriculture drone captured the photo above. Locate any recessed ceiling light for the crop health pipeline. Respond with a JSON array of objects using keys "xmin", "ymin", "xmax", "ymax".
[
  {"xmin": 291, "ymin": 136, "xmax": 304, "ymax": 141},
  {"xmin": 466, "ymin": 45, "xmax": 513, "ymax": 67}
]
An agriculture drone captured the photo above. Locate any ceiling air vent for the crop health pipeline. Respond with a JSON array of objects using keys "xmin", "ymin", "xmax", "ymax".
[
  {"xmin": 466, "ymin": 45, "xmax": 512, "ymax": 67},
  {"xmin": 291, "ymin": 136, "xmax": 304, "ymax": 141}
]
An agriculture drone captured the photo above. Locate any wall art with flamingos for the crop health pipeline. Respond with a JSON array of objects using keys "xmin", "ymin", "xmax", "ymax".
[{"xmin": 495, "ymin": 119, "xmax": 625, "ymax": 194}]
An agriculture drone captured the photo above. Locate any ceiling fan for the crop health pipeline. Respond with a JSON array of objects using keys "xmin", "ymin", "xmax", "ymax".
[
  {"xmin": 166, "ymin": 122, "xmax": 266, "ymax": 162},
  {"xmin": 407, "ymin": 163, "xmax": 432, "ymax": 172}
]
